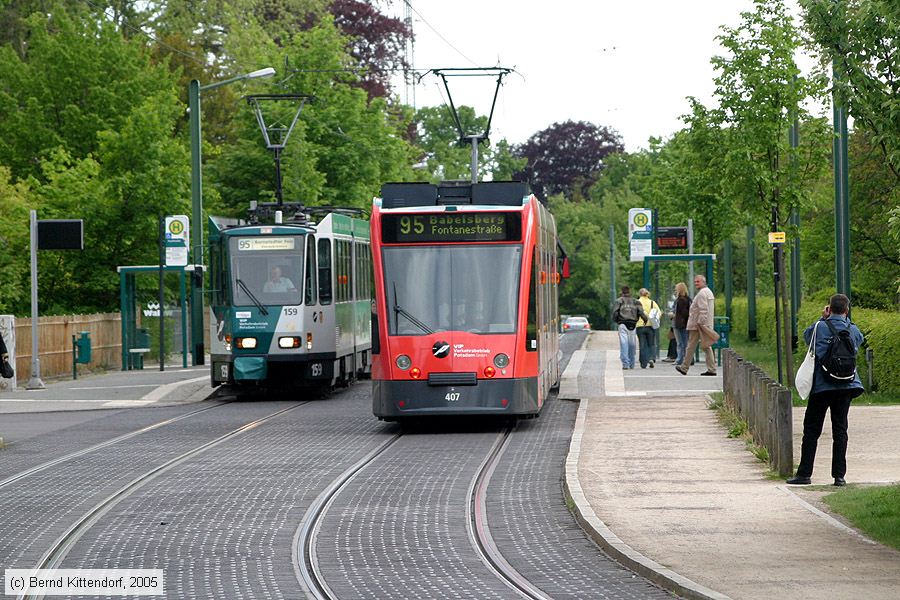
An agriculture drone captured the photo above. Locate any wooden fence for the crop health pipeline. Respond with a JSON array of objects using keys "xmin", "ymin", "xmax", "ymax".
[
  {"xmin": 13, "ymin": 313, "xmax": 122, "ymax": 380},
  {"xmin": 722, "ymin": 348, "xmax": 794, "ymax": 476}
]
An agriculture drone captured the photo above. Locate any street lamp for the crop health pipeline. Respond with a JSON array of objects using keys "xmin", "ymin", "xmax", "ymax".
[{"xmin": 188, "ymin": 67, "xmax": 275, "ymax": 366}]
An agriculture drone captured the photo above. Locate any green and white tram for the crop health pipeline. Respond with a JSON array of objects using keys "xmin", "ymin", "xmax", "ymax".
[{"xmin": 208, "ymin": 211, "xmax": 372, "ymax": 389}]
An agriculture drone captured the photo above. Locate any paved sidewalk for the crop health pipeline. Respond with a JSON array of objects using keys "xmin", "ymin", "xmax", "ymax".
[
  {"xmin": 0, "ymin": 365, "xmax": 213, "ymax": 414},
  {"xmin": 565, "ymin": 331, "xmax": 900, "ymax": 600}
]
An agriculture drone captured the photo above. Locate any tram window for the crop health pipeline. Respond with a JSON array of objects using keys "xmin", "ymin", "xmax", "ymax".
[
  {"xmin": 209, "ymin": 245, "xmax": 221, "ymax": 305},
  {"xmin": 526, "ymin": 248, "xmax": 538, "ymax": 352},
  {"xmin": 339, "ymin": 240, "xmax": 352, "ymax": 302},
  {"xmin": 346, "ymin": 241, "xmax": 353, "ymax": 301},
  {"xmin": 318, "ymin": 238, "xmax": 332, "ymax": 305},
  {"xmin": 305, "ymin": 235, "xmax": 317, "ymax": 305},
  {"xmin": 229, "ymin": 236, "xmax": 302, "ymax": 306},
  {"xmin": 336, "ymin": 241, "xmax": 343, "ymax": 302},
  {"xmin": 355, "ymin": 242, "xmax": 370, "ymax": 300},
  {"xmin": 382, "ymin": 245, "xmax": 521, "ymax": 336}
]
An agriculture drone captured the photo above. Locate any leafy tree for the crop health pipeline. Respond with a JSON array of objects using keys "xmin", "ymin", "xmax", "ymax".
[
  {"xmin": 414, "ymin": 105, "xmax": 487, "ymax": 182},
  {"xmin": 0, "ymin": 9, "xmax": 189, "ymax": 314},
  {"xmin": 708, "ymin": 0, "xmax": 831, "ymax": 382},
  {"xmin": 208, "ymin": 21, "xmax": 416, "ymax": 213},
  {"xmin": 514, "ymin": 120, "xmax": 624, "ymax": 201},
  {"xmin": 0, "ymin": 9, "xmax": 180, "ymax": 183},
  {"xmin": 801, "ymin": 130, "xmax": 900, "ymax": 308},
  {"xmin": 801, "ymin": 0, "xmax": 900, "ymax": 288},
  {"xmin": 711, "ymin": 0, "xmax": 829, "ymax": 225},
  {"xmin": 648, "ymin": 102, "xmax": 741, "ymax": 253},
  {"xmin": 549, "ymin": 194, "xmax": 611, "ymax": 326},
  {"xmin": 0, "ymin": 167, "xmax": 32, "ymax": 314},
  {"xmin": 413, "ymin": 105, "xmax": 523, "ymax": 184},
  {"xmin": 330, "ymin": 0, "xmax": 410, "ymax": 99}
]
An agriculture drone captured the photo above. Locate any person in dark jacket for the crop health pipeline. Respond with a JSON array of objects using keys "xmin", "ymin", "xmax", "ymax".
[
  {"xmin": 787, "ymin": 294, "xmax": 864, "ymax": 487},
  {"xmin": 671, "ymin": 282, "xmax": 691, "ymax": 368},
  {"xmin": 612, "ymin": 286, "xmax": 648, "ymax": 370},
  {"xmin": 0, "ymin": 329, "xmax": 9, "ymax": 378}
]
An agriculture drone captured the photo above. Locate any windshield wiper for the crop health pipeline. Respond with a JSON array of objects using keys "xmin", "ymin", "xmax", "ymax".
[
  {"xmin": 392, "ymin": 282, "xmax": 433, "ymax": 335},
  {"xmin": 235, "ymin": 278, "xmax": 269, "ymax": 316}
]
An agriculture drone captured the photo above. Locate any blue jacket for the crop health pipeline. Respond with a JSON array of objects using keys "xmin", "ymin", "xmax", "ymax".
[{"xmin": 803, "ymin": 315, "xmax": 864, "ymax": 396}]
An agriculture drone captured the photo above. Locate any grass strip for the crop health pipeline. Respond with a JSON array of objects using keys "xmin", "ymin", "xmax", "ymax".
[{"xmin": 822, "ymin": 485, "xmax": 900, "ymax": 551}]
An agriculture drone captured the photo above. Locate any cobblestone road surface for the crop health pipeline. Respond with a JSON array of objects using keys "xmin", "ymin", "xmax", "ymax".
[{"xmin": 1, "ymin": 332, "xmax": 674, "ymax": 599}]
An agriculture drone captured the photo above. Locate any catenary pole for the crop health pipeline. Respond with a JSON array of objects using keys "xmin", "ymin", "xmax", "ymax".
[{"xmin": 26, "ymin": 210, "xmax": 45, "ymax": 389}]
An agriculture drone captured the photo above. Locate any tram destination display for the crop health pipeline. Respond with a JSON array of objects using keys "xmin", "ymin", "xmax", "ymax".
[
  {"xmin": 381, "ymin": 212, "xmax": 521, "ymax": 243},
  {"xmin": 236, "ymin": 237, "xmax": 296, "ymax": 251}
]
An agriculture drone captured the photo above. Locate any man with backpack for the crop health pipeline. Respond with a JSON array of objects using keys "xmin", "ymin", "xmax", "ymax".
[
  {"xmin": 787, "ymin": 294, "xmax": 864, "ymax": 487},
  {"xmin": 613, "ymin": 286, "xmax": 648, "ymax": 370}
]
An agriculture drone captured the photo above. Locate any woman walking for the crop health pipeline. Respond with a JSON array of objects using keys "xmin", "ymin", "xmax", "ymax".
[{"xmin": 672, "ymin": 282, "xmax": 691, "ymax": 368}]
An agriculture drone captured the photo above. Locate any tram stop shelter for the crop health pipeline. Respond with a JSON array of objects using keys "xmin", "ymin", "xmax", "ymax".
[{"xmin": 117, "ymin": 265, "xmax": 190, "ymax": 370}]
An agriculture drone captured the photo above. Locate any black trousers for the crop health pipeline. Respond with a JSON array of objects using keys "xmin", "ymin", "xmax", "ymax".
[{"xmin": 796, "ymin": 390, "xmax": 853, "ymax": 479}]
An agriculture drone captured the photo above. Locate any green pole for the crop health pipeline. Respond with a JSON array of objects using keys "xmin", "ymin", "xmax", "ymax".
[
  {"xmin": 747, "ymin": 225, "xmax": 757, "ymax": 341},
  {"xmin": 120, "ymin": 270, "xmax": 128, "ymax": 371},
  {"xmin": 790, "ymin": 90, "xmax": 801, "ymax": 352},
  {"xmin": 832, "ymin": 22, "xmax": 851, "ymax": 299},
  {"xmin": 724, "ymin": 240, "xmax": 733, "ymax": 321},
  {"xmin": 189, "ymin": 79, "xmax": 204, "ymax": 367},
  {"xmin": 180, "ymin": 269, "xmax": 188, "ymax": 369},
  {"xmin": 188, "ymin": 69, "xmax": 275, "ymax": 366},
  {"xmin": 833, "ymin": 94, "xmax": 851, "ymax": 298}
]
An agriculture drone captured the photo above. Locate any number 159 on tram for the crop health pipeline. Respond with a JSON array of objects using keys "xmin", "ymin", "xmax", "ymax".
[{"xmin": 369, "ymin": 181, "xmax": 569, "ymax": 420}]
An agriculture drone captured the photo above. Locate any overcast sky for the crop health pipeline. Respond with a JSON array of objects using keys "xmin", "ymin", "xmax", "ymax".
[{"xmin": 390, "ymin": 1, "xmax": 817, "ymax": 152}]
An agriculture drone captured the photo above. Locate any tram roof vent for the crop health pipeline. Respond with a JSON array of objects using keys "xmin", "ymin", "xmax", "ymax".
[{"xmin": 380, "ymin": 181, "xmax": 529, "ymax": 209}]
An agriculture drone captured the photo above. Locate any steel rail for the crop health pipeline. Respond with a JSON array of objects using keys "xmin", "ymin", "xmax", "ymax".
[
  {"xmin": 0, "ymin": 400, "xmax": 230, "ymax": 490},
  {"xmin": 20, "ymin": 402, "xmax": 309, "ymax": 600},
  {"xmin": 468, "ymin": 426, "xmax": 555, "ymax": 600},
  {"xmin": 293, "ymin": 433, "xmax": 402, "ymax": 600}
]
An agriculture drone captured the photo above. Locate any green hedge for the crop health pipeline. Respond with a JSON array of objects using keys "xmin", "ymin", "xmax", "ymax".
[{"xmin": 722, "ymin": 296, "xmax": 900, "ymax": 393}]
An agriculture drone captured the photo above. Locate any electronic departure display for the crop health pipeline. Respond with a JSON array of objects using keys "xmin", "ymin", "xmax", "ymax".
[{"xmin": 381, "ymin": 212, "xmax": 521, "ymax": 243}]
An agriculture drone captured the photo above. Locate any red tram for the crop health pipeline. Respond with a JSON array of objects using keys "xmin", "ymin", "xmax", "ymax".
[{"xmin": 370, "ymin": 181, "xmax": 568, "ymax": 420}]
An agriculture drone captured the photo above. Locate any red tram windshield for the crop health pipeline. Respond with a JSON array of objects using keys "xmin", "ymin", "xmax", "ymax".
[{"xmin": 382, "ymin": 244, "xmax": 522, "ymax": 336}]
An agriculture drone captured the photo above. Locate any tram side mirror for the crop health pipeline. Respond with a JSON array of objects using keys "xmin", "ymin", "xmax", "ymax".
[{"xmin": 561, "ymin": 257, "xmax": 571, "ymax": 279}]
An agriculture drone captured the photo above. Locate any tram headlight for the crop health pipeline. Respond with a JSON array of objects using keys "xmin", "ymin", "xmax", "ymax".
[
  {"xmin": 236, "ymin": 337, "xmax": 257, "ymax": 349},
  {"xmin": 278, "ymin": 336, "xmax": 301, "ymax": 349},
  {"xmin": 493, "ymin": 353, "xmax": 510, "ymax": 368},
  {"xmin": 395, "ymin": 355, "xmax": 412, "ymax": 370}
]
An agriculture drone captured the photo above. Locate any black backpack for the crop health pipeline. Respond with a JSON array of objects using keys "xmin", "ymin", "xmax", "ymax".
[{"xmin": 820, "ymin": 319, "xmax": 857, "ymax": 383}]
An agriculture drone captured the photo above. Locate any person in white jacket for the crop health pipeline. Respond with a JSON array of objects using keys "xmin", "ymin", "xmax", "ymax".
[{"xmin": 676, "ymin": 275, "xmax": 718, "ymax": 376}]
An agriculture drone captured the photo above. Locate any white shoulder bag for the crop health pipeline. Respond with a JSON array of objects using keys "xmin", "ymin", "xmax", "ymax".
[{"xmin": 795, "ymin": 322, "xmax": 818, "ymax": 400}]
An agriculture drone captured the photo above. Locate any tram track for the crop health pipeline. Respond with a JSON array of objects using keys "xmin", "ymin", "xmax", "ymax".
[
  {"xmin": 294, "ymin": 432, "xmax": 403, "ymax": 600},
  {"xmin": 468, "ymin": 425, "xmax": 554, "ymax": 600},
  {"xmin": 0, "ymin": 401, "xmax": 231, "ymax": 490},
  {"xmin": 19, "ymin": 401, "xmax": 311, "ymax": 600}
]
